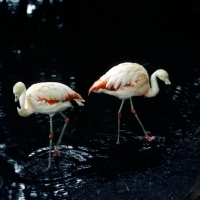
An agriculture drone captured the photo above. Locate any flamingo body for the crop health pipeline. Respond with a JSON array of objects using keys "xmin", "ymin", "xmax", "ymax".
[
  {"xmin": 89, "ymin": 63, "xmax": 150, "ymax": 99},
  {"xmin": 13, "ymin": 82, "xmax": 84, "ymax": 117},
  {"xmin": 89, "ymin": 62, "xmax": 171, "ymax": 143}
]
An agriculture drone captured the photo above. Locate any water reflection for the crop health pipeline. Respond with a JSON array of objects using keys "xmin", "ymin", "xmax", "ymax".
[
  {"xmin": 9, "ymin": 182, "xmax": 25, "ymax": 200},
  {"xmin": 27, "ymin": 4, "xmax": 35, "ymax": 15},
  {"xmin": 4, "ymin": 144, "xmax": 100, "ymax": 183}
]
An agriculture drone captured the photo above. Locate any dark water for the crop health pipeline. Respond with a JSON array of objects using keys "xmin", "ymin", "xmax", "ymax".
[{"xmin": 0, "ymin": 1, "xmax": 200, "ymax": 199}]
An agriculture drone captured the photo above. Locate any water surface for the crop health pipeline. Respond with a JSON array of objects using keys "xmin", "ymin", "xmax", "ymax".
[{"xmin": 0, "ymin": 1, "xmax": 200, "ymax": 199}]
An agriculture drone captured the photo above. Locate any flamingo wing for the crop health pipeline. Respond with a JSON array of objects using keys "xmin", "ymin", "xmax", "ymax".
[
  {"xmin": 89, "ymin": 63, "xmax": 149, "ymax": 95},
  {"xmin": 27, "ymin": 82, "xmax": 84, "ymax": 109}
]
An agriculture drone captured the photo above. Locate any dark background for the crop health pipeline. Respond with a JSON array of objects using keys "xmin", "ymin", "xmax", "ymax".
[
  {"xmin": 0, "ymin": 0, "xmax": 199, "ymax": 199},
  {"xmin": 0, "ymin": 0, "xmax": 200, "ymax": 83}
]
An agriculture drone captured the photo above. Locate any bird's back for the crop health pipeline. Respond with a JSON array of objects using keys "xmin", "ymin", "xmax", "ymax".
[
  {"xmin": 102, "ymin": 63, "xmax": 148, "ymax": 85},
  {"xmin": 104, "ymin": 62, "xmax": 147, "ymax": 77},
  {"xmin": 26, "ymin": 82, "xmax": 84, "ymax": 114},
  {"xmin": 27, "ymin": 82, "xmax": 76, "ymax": 101}
]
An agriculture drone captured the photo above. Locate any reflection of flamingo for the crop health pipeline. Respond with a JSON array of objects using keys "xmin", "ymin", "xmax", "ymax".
[
  {"xmin": 13, "ymin": 82, "xmax": 85, "ymax": 171},
  {"xmin": 89, "ymin": 62, "xmax": 171, "ymax": 144}
]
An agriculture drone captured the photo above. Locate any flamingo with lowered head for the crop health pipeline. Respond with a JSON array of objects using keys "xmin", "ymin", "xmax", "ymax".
[
  {"xmin": 88, "ymin": 62, "xmax": 171, "ymax": 144},
  {"xmin": 13, "ymin": 82, "xmax": 85, "ymax": 171}
]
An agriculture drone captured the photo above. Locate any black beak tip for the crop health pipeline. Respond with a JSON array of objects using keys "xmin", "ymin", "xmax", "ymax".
[{"xmin": 166, "ymin": 84, "xmax": 171, "ymax": 93}]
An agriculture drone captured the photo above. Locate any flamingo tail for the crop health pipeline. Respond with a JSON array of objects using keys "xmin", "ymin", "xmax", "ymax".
[
  {"xmin": 88, "ymin": 79, "xmax": 108, "ymax": 95},
  {"xmin": 67, "ymin": 92, "xmax": 85, "ymax": 106}
]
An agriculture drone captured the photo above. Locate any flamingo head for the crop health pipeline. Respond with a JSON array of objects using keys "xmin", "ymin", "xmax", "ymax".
[
  {"xmin": 13, "ymin": 82, "xmax": 28, "ymax": 116},
  {"xmin": 156, "ymin": 69, "xmax": 171, "ymax": 85},
  {"xmin": 13, "ymin": 82, "xmax": 25, "ymax": 102}
]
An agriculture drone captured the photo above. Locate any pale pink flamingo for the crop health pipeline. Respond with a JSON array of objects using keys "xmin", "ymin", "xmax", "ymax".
[
  {"xmin": 89, "ymin": 62, "xmax": 171, "ymax": 144},
  {"xmin": 13, "ymin": 82, "xmax": 85, "ymax": 171}
]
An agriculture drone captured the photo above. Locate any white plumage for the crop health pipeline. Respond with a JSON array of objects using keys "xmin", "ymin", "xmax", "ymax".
[
  {"xmin": 89, "ymin": 62, "xmax": 171, "ymax": 144},
  {"xmin": 13, "ymin": 81, "xmax": 85, "ymax": 171},
  {"xmin": 14, "ymin": 82, "xmax": 84, "ymax": 116}
]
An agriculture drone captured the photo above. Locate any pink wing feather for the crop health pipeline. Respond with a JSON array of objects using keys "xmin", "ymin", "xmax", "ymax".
[
  {"xmin": 28, "ymin": 82, "xmax": 83, "ymax": 105},
  {"xmin": 88, "ymin": 63, "xmax": 150, "ymax": 96}
]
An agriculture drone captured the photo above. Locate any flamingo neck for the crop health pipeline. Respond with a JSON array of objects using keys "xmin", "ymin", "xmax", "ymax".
[
  {"xmin": 146, "ymin": 71, "xmax": 159, "ymax": 97},
  {"xmin": 19, "ymin": 89, "xmax": 26, "ymax": 109},
  {"xmin": 18, "ymin": 88, "xmax": 32, "ymax": 117}
]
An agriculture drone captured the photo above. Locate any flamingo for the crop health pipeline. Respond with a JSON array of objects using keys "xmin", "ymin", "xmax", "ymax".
[
  {"xmin": 13, "ymin": 82, "xmax": 85, "ymax": 171},
  {"xmin": 88, "ymin": 62, "xmax": 171, "ymax": 144}
]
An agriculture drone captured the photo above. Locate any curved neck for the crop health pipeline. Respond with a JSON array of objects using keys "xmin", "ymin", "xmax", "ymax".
[
  {"xmin": 19, "ymin": 89, "xmax": 26, "ymax": 110},
  {"xmin": 18, "ymin": 88, "xmax": 32, "ymax": 117},
  {"xmin": 146, "ymin": 72, "xmax": 159, "ymax": 97}
]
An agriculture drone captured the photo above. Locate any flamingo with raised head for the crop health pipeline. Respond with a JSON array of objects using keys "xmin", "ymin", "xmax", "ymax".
[
  {"xmin": 13, "ymin": 82, "xmax": 85, "ymax": 171},
  {"xmin": 89, "ymin": 62, "xmax": 171, "ymax": 144}
]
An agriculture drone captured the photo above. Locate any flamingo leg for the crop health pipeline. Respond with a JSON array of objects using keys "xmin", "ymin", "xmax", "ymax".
[
  {"xmin": 43, "ymin": 114, "xmax": 54, "ymax": 172},
  {"xmin": 117, "ymin": 100, "xmax": 125, "ymax": 144},
  {"xmin": 54, "ymin": 111, "xmax": 69, "ymax": 162},
  {"xmin": 130, "ymin": 98, "xmax": 155, "ymax": 141}
]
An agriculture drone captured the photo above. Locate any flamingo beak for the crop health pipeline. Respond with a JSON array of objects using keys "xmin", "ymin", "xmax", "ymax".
[
  {"xmin": 165, "ymin": 79, "xmax": 171, "ymax": 85},
  {"xmin": 15, "ymin": 96, "xmax": 19, "ymax": 102},
  {"xmin": 14, "ymin": 95, "xmax": 21, "ymax": 109},
  {"xmin": 165, "ymin": 79, "xmax": 171, "ymax": 93}
]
